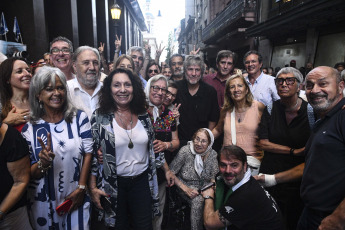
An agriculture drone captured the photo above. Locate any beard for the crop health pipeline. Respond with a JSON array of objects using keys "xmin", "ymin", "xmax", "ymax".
[
  {"xmin": 308, "ymin": 91, "xmax": 340, "ymax": 113},
  {"xmin": 78, "ymin": 72, "xmax": 99, "ymax": 88}
]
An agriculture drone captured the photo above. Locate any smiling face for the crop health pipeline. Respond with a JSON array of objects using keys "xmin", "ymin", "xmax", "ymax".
[
  {"xmin": 229, "ymin": 77, "xmax": 248, "ymax": 103},
  {"xmin": 163, "ymin": 86, "xmax": 177, "ymax": 106},
  {"xmin": 10, "ymin": 60, "xmax": 32, "ymax": 91},
  {"xmin": 162, "ymin": 67, "xmax": 172, "ymax": 78},
  {"xmin": 193, "ymin": 130, "xmax": 210, "ymax": 154},
  {"xmin": 111, "ymin": 73, "xmax": 134, "ymax": 109},
  {"xmin": 38, "ymin": 76, "xmax": 66, "ymax": 113},
  {"xmin": 244, "ymin": 54, "xmax": 262, "ymax": 78},
  {"xmin": 219, "ymin": 154, "xmax": 247, "ymax": 187},
  {"xmin": 50, "ymin": 41, "xmax": 72, "ymax": 71},
  {"xmin": 149, "ymin": 79, "xmax": 167, "ymax": 106},
  {"xmin": 73, "ymin": 49, "xmax": 100, "ymax": 89},
  {"xmin": 185, "ymin": 64, "xmax": 202, "ymax": 85},
  {"xmin": 306, "ymin": 67, "xmax": 344, "ymax": 116},
  {"xmin": 275, "ymin": 73, "xmax": 299, "ymax": 98},
  {"xmin": 217, "ymin": 57, "xmax": 234, "ymax": 77}
]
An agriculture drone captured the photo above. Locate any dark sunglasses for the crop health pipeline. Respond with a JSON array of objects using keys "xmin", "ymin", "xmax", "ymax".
[{"xmin": 148, "ymin": 69, "xmax": 159, "ymax": 74}]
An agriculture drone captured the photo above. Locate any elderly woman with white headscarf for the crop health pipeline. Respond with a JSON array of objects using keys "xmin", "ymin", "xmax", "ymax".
[{"xmin": 170, "ymin": 128, "xmax": 218, "ymax": 230}]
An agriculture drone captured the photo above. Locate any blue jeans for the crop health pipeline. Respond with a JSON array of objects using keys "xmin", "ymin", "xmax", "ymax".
[
  {"xmin": 297, "ymin": 207, "xmax": 331, "ymax": 230},
  {"xmin": 115, "ymin": 170, "xmax": 153, "ymax": 230}
]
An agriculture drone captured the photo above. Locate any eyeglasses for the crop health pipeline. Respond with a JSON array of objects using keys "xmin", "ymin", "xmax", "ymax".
[
  {"xmin": 194, "ymin": 137, "xmax": 208, "ymax": 145},
  {"xmin": 275, "ymin": 77, "xmax": 297, "ymax": 85},
  {"xmin": 151, "ymin": 85, "xmax": 167, "ymax": 94},
  {"xmin": 148, "ymin": 69, "xmax": 159, "ymax": 74},
  {"xmin": 51, "ymin": 48, "xmax": 71, "ymax": 55},
  {"xmin": 166, "ymin": 91, "xmax": 176, "ymax": 98}
]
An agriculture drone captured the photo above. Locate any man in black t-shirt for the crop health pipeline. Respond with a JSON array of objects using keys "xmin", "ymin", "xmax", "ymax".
[
  {"xmin": 202, "ymin": 146, "xmax": 283, "ymax": 230},
  {"xmin": 175, "ymin": 55, "xmax": 219, "ymax": 147},
  {"xmin": 298, "ymin": 66, "xmax": 345, "ymax": 230}
]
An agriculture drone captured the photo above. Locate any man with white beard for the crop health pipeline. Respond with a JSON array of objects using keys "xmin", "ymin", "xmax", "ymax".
[{"xmin": 68, "ymin": 46, "xmax": 102, "ymax": 118}]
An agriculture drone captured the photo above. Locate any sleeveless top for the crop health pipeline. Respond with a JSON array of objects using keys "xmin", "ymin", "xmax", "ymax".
[{"xmin": 223, "ymin": 100, "xmax": 263, "ymax": 159}]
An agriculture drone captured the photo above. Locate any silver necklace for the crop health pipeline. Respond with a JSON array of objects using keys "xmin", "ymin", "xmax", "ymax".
[
  {"xmin": 285, "ymin": 98, "xmax": 299, "ymax": 112},
  {"xmin": 117, "ymin": 112, "xmax": 134, "ymax": 149}
]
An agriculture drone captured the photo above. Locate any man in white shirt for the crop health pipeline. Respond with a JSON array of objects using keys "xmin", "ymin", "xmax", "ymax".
[
  {"xmin": 244, "ymin": 50, "xmax": 279, "ymax": 106},
  {"xmin": 68, "ymin": 46, "xmax": 102, "ymax": 118}
]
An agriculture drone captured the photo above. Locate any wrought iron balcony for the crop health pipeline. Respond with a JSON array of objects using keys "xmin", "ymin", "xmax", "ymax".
[{"xmin": 202, "ymin": 0, "xmax": 256, "ymax": 42}]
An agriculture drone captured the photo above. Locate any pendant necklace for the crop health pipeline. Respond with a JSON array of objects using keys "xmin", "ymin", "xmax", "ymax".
[{"xmin": 117, "ymin": 112, "xmax": 134, "ymax": 149}]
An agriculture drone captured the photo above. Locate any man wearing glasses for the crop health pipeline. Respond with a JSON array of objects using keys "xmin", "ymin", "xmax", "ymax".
[
  {"xmin": 49, "ymin": 36, "xmax": 75, "ymax": 81},
  {"xmin": 175, "ymin": 55, "xmax": 219, "ymax": 147},
  {"xmin": 203, "ymin": 50, "xmax": 237, "ymax": 109},
  {"xmin": 244, "ymin": 50, "xmax": 279, "ymax": 106}
]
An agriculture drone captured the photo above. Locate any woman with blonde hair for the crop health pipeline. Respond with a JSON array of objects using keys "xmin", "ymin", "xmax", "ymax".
[{"xmin": 212, "ymin": 73, "xmax": 265, "ymax": 175}]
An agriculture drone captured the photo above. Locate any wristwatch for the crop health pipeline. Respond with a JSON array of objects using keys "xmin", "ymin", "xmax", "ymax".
[
  {"xmin": 77, "ymin": 184, "xmax": 86, "ymax": 190},
  {"xmin": 203, "ymin": 195, "xmax": 214, "ymax": 200}
]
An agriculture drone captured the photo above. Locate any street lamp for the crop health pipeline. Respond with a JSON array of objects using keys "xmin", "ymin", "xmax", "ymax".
[
  {"xmin": 110, "ymin": 0, "xmax": 121, "ymax": 20},
  {"xmin": 111, "ymin": 0, "xmax": 121, "ymax": 36}
]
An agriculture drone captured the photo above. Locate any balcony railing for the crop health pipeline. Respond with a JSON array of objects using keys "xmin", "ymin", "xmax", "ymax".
[{"xmin": 202, "ymin": 0, "xmax": 256, "ymax": 42}]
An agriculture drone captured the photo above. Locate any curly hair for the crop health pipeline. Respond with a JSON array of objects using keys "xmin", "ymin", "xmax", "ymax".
[
  {"xmin": 98, "ymin": 68, "xmax": 147, "ymax": 115},
  {"xmin": 222, "ymin": 72, "xmax": 253, "ymax": 112}
]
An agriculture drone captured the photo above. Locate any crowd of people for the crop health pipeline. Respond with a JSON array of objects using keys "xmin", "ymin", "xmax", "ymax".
[{"xmin": 0, "ymin": 35, "xmax": 345, "ymax": 230}]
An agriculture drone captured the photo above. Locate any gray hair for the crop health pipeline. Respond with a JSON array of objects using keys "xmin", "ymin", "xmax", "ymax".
[
  {"xmin": 50, "ymin": 36, "xmax": 73, "ymax": 52},
  {"xmin": 276, "ymin": 67, "xmax": 304, "ymax": 87},
  {"xmin": 29, "ymin": 66, "xmax": 77, "ymax": 123},
  {"xmin": 341, "ymin": 70, "xmax": 345, "ymax": 82},
  {"xmin": 184, "ymin": 55, "xmax": 205, "ymax": 79},
  {"xmin": 127, "ymin": 46, "xmax": 145, "ymax": 57},
  {"xmin": 144, "ymin": 74, "xmax": 168, "ymax": 102},
  {"xmin": 72, "ymin": 46, "xmax": 100, "ymax": 63}
]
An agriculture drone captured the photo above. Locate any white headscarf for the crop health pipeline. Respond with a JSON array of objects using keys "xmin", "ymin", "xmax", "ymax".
[
  {"xmin": 144, "ymin": 75, "xmax": 168, "ymax": 122},
  {"xmin": 189, "ymin": 128, "xmax": 215, "ymax": 177}
]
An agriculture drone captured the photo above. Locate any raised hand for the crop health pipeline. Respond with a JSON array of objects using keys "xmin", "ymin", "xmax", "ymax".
[
  {"xmin": 172, "ymin": 103, "xmax": 181, "ymax": 120},
  {"xmin": 98, "ymin": 42, "xmax": 105, "ymax": 53},
  {"xmin": 37, "ymin": 132, "xmax": 55, "ymax": 168},
  {"xmin": 189, "ymin": 45, "xmax": 200, "ymax": 55},
  {"xmin": 115, "ymin": 35, "xmax": 122, "ymax": 52}
]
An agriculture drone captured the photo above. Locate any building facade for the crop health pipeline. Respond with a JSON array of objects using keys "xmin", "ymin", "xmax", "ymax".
[
  {"xmin": 0, "ymin": 0, "xmax": 147, "ymax": 62},
  {"xmin": 246, "ymin": 0, "xmax": 345, "ymax": 70}
]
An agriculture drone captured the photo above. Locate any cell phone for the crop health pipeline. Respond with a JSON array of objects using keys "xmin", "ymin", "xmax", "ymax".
[
  {"xmin": 56, "ymin": 199, "xmax": 72, "ymax": 216},
  {"xmin": 100, "ymin": 196, "xmax": 112, "ymax": 213},
  {"xmin": 199, "ymin": 182, "xmax": 216, "ymax": 193}
]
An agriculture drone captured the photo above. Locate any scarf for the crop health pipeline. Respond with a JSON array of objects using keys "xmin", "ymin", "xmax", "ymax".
[
  {"xmin": 145, "ymin": 77, "xmax": 163, "ymax": 122},
  {"xmin": 189, "ymin": 128, "xmax": 215, "ymax": 177}
]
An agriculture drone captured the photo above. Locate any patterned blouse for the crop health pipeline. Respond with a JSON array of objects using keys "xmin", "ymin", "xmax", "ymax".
[{"xmin": 90, "ymin": 110, "xmax": 160, "ymax": 227}]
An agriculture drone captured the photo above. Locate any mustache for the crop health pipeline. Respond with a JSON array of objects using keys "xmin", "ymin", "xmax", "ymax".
[{"xmin": 309, "ymin": 92, "xmax": 327, "ymax": 99}]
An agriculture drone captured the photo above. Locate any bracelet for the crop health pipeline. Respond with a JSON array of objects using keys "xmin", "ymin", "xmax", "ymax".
[
  {"xmin": 77, "ymin": 184, "xmax": 86, "ymax": 190},
  {"xmin": 290, "ymin": 148, "xmax": 295, "ymax": 156},
  {"xmin": 203, "ymin": 195, "xmax": 214, "ymax": 200},
  {"xmin": 170, "ymin": 142, "xmax": 173, "ymax": 149},
  {"xmin": 37, "ymin": 159, "xmax": 52, "ymax": 174},
  {"xmin": 165, "ymin": 142, "xmax": 169, "ymax": 150}
]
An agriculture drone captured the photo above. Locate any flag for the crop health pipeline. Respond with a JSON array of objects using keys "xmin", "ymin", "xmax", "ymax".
[
  {"xmin": 13, "ymin": 17, "xmax": 21, "ymax": 42},
  {"xmin": 0, "ymin": 12, "xmax": 9, "ymax": 35}
]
